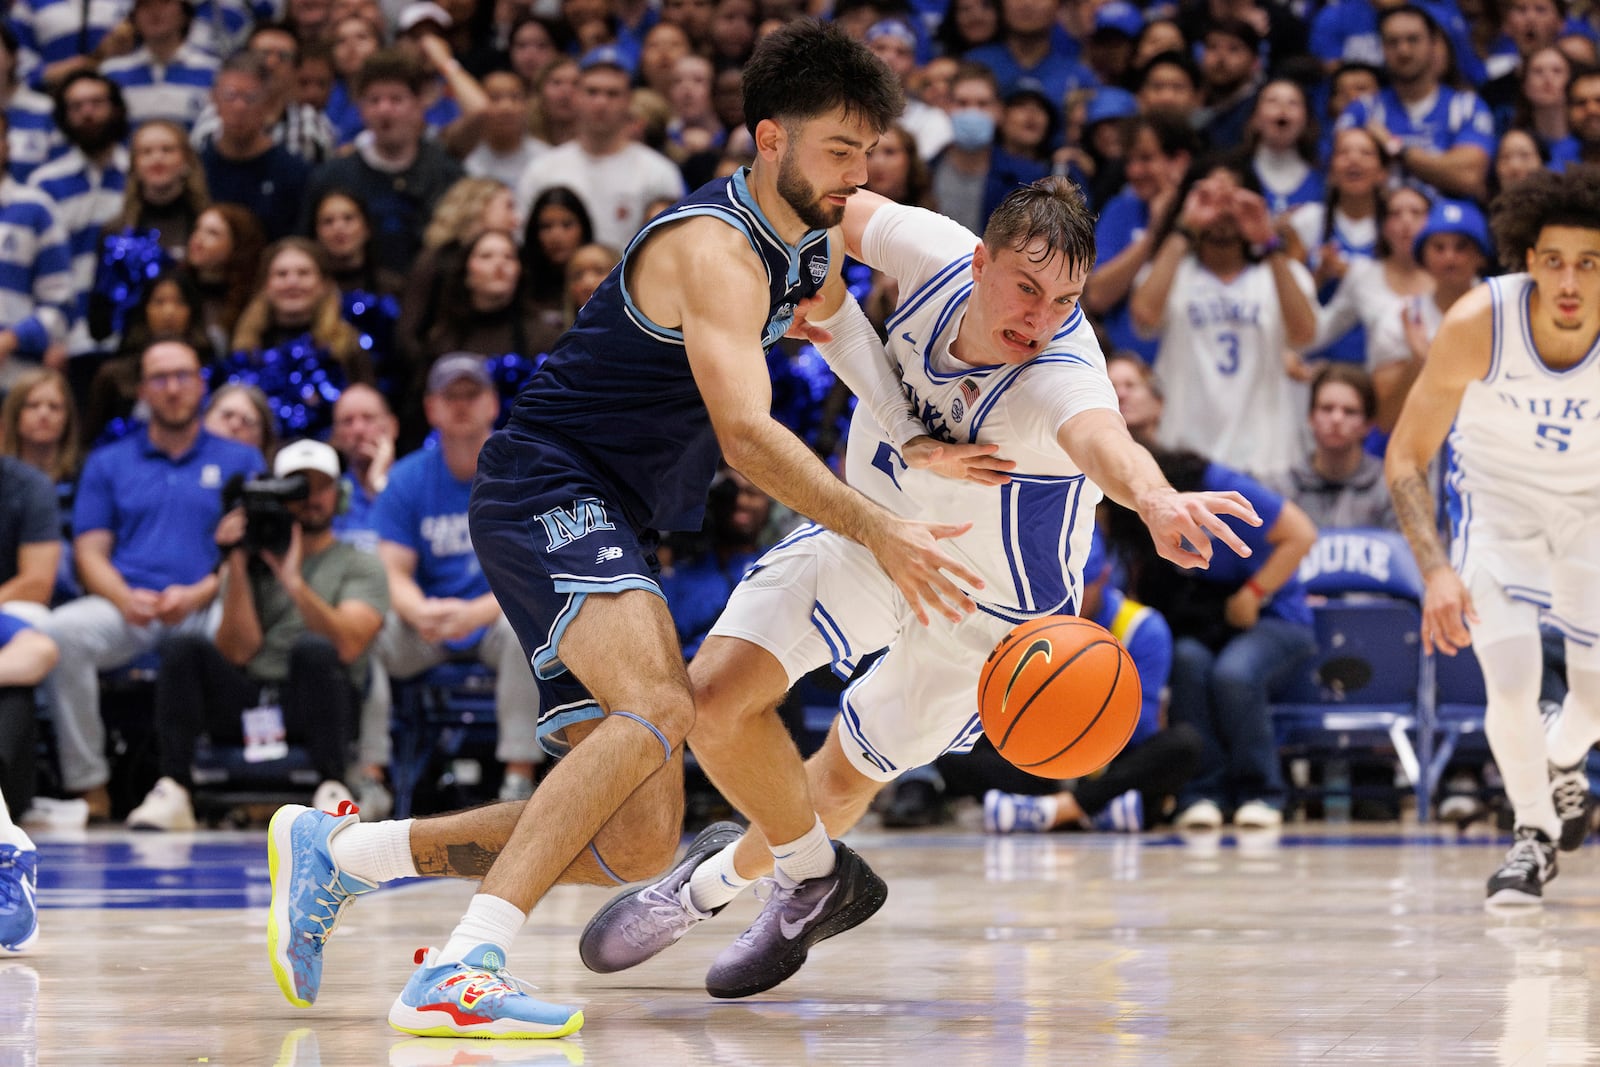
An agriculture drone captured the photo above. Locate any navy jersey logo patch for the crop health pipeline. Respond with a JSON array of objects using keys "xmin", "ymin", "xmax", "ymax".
[{"xmin": 808, "ymin": 255, "xmax": 827, "ymax": 284}]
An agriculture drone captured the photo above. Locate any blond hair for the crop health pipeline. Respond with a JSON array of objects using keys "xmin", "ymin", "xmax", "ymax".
[
  {"xmin": 0, "ymin": 366, "xmax": 81, "ymax": 482},
  {"xmin": 115, "ymin": 120, "xmax": 210, "ymax": 230},
  {"xmin": 231, "ymin": 238, "xmax": 363, "ymax": 366},
  {"xmin": 423, "ymin": 177, "xmax": 513, "ymax": 251}
]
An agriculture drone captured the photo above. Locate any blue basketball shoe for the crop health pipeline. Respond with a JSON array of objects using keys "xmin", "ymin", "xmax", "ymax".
[
  {"xmin": 388, "ymin": 944, "xmax": 584, "ymax": 1039},
  {"xmin": 267, "ymin": 802, "xmax": 378, "ymax": 1007},
  {"xmin": 0, "ymin": 844, "xmax": 39, "ymax": 954}
]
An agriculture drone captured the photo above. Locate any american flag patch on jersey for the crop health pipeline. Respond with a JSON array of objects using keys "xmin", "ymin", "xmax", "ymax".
[{"xmin": 960, "ymin": 379, "xmax": 980, "ymax": 406}]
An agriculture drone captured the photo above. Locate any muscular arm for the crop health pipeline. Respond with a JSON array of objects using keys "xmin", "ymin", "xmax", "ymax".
[
  {"xmin": 214, "ymin": 551, "xmax": 263, "ymax": 666},
  {"xmin": 1401, "ymin": 145, "xmax": 1489, "ymax": 202}
]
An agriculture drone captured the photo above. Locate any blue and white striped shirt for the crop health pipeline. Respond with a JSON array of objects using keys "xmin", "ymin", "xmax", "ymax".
[
  {"xmin": 0, "ymin": 177, "xmax": 73, "ymax": 356},
  {"xmin": 28, "ymin": 144, "xmax": 128, "ymax": 354},
  {"xmin": 5, "ymin": 85, "xmax": 63, "ymax": 183},
  {"xmin": 8, "ymin": 0, "xmax": 132, "ymax": 89},
  {"xmin": 101, "ymin": 44, "xmax": 218, "ymax": 130}
]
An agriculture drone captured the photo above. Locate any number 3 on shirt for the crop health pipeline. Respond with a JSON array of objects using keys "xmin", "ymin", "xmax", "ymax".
[{"xmin": 1215, "ymin": 331, "xmax": 1240, "ymax": 375}]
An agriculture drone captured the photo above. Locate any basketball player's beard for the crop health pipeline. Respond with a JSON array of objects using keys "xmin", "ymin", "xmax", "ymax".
[{"xmin": 777, "ymin": 152, "xmax": 850, "ymax": 230}]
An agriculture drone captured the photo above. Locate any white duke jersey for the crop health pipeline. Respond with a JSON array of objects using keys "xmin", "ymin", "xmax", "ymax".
[
  {"xmin": 1450, "ymin": 273, "xmax": 1600, "ymax": 505},
  {"xmin": 843, "ymin": 203, "xmax": 1117, "ymax": 624},
  {"xmin": 1147, "ymin": 254, "xmax": 1315, "ymax": 475}
]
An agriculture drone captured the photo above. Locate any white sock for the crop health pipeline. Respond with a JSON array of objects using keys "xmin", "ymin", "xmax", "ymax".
[
  {"xmin": 770, "ymin": 815, "xmax": 834, "ymax": 887},
  {"xmin": 686, "ymin": 841, "xmax": 755, "ymax": 912},
  {"xmin": 329, "ymin": 819, "xmax": 417, "ymax": 884},
  {"xmin": 440, "ymin": 893, "xmax": 527, "ymax": 965}
]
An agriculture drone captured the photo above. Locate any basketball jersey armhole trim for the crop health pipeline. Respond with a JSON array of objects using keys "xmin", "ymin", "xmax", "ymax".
[{"xmin": 617, "ymin": 205, "xmax": 768, "ymax": 345}]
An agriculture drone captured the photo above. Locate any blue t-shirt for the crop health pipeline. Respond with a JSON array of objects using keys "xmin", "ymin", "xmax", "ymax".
[
  {"xmin": 0, "ymin": 611, "xmax": 30, "ymax": 648},
  {"xmin": 1194, "ymin": 463, "xmax": 1313, "ymax": 628},
  {"xmin": 372, "ymin": 446, "xmax": 489, "ymax": 646},
  {"xmin": 332, "ymin": 475, "xmax": 379, "ymax": 555},
  {"xmin": 660, "ymin": 547, "xmax": 762, "ymax": 659},
  {"xmin": 1336, "ymin": 85, "xmax": 1495, "ymax": 162},
  {"xmin": 73, "ymin": 428, "xmax": 262, "ymax": 591},
  {"xmin": 964, "ymin": 34, "xmax": 1097, "ymax": 103},
  {"xmin": 1093, "ymin": 188, "xmax": 1157, "ymax": 362}
]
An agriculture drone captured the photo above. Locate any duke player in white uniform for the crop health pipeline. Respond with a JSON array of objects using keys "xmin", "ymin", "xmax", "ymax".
[
  {"xmin": 575, "ymin": 177, "xmax": 1261, "ymax": 997},
  {"xmin": 1387, "ymin": 169, "xmax": 1600, "ymax": 906}
]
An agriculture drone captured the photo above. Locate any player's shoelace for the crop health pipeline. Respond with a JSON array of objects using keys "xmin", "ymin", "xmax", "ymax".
[
  {"xmin": 304, "ymin": 801, "xmax": 362, "ymax": 949},
  {"xmin": 1551, "ymin": 772, "xmax": 1588, "ymax": 821},
  {"xmin": 618, "ymin": 883, "xmax": 702, "ymax": 948},
  {"xmin": 1500, "ymin": 834, "xmax": 1550, "ymax": 881},
  {"xmin": 730, "ymin": 879, "xmax": 800, "ymax": 947},
  {"xmin": 419, "ymin": 949, "xmax": 540, "ymax": 998}
]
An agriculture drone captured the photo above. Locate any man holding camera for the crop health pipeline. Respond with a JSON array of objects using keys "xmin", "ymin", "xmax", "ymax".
[
  {"xmin": 125, "ymin": 439, "xmax": 389, "ymax": 830},
  {"xmin": 39, "ymin": 341, "xmax": 260, "ymax": 820}
]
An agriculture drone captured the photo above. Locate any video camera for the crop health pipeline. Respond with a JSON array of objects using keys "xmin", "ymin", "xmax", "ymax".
[{"xmin": 222, "ymin": 473, "xmax": 310, "ymax": 556}]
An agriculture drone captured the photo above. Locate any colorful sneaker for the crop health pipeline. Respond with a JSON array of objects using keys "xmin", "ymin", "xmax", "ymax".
[
  {"xmin": 579, "ymin": 820, "xmax": 744, "ymax": 973},
  {"xmin": 1549, "ymin": 761, "xmax": 1590, "ymax": 852},
  {"xmin": 983, "ymin": 790, "xmax": 1054, "ymax": 834},
  {"xmin": 387, "ymin": 944, "xmax": 584, "ymax": 1039},
  {"xmin": 1486, "ymin": 826, "xmax": 1558, "ymax": 906},
  {"xmin": 1090, "ymin": 790, "xmax": 1145, "ymax": 833},
  {"xmin": 267, "ymin": 802, "xmax": 378, "ymax": 1007},
  {"xmin": 0, "ymin": 845, "xmax": 39, "ymax": 954},
  {"xmin": 704, "ymin": 842, "xmax": 887, "ymax": 999}
]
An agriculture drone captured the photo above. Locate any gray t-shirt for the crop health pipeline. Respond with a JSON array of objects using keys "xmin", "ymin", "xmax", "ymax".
[
  {"xmin": 931, "ymin": 160, "xmax": 986, "ymax": 236},
  {"xmin": 0, "ymin": 456, "xmax": 61, "ymax": 587},
  {"xmin": 1260, "ymin": 453, "xmax": 1398, "ymax": 532},
  {"xmin": 242, "ymin": 539, "xmax": 390, "ymax": 687}
]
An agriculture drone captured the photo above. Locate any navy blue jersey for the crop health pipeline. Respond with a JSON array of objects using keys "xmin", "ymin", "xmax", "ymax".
[{"xmin": 504, "ymin": 168, "xmax": 831, "ymax": 532}]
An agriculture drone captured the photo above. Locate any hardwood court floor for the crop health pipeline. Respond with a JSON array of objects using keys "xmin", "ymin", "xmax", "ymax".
[{"xmin": 9, "ymin": 821, "xmax": 1600, "ymax": 1066}]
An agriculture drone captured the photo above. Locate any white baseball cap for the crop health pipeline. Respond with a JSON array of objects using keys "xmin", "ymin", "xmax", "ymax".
[{"xmin": 273, "ymin": 438, "xmax": 341, "ymax": 481}]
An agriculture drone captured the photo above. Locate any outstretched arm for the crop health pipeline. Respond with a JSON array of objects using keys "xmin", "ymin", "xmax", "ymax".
[
  {"xmin": 1058, "ymin": 408, "xmax": 1260, "ymax": 568},
  {"xmin": 1385, "ymin": 285, "xmax": 1493, "ymax": 654}
]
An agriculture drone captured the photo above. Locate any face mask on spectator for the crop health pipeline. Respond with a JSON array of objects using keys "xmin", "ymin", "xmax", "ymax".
[{"xmin": 950, "ymin": 109, "xmax": 995, "ymax": 150}]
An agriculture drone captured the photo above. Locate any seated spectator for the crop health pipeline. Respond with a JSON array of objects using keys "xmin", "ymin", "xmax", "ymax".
[
  {"xmin": 1261, "ymin": 364, "xmax": 1399, "ymax": 531},
  {"xmin": 1194, "ymin": 19, "xmax": 1263, "ymax": 152},
  {"xmin": 564, "ymin": 242, "xmax": 620, "ymax": 315},
  {"xmin": 520, "ymin": 185, "xmax": 593, "ymax": 321},
  {"xmin": 0, "ymin": 367, "xmax": 80, "ymax": 533},
  {"xmin": 504, "ymin": 16, "xmax": 566, "ymax": 92},
  {"xmin": 1249, "ymin": 79, "xmax": 1324, "ymax": 217},
  {"xmin": 191, "ymin": 23, "xmax": 337, "ymax": 166},
  {"xmin": 931, "ymin": 62, "xmax": 1004, "ymax": 237},
  {"xmin": 1369, "ymin": 198, "xmax": 1490, "ymax": 432},
  {"xmin": 84, "ymin": 267, "xmax": 213, "ymax": 443},
  {"xmin": 203, "ymin": 381, "xmax": 277, "ymax": 462},
  {"xmin": 529, "ymin": 56, "xmax": 579, "ymax": 148},
  {"xmin": 0, "ymin": 448, "xmax": 61, "ymax": 621},
  {"xmin": 0, "ymin": 110, "xmax": 72, "ymax": 386},
  {"xmin": 935, "ymin": 0, "xmax": 998, "ymax": 57},
  {"xmin": 0, "ymin": 26, "xmax": 64, "ymax": 186},
  {"xmin": 1107, "ymin": 441, "xmax": 1319, "ymax": 832},
  {"xmin": 99, "ymin": 0, "xmax": 219, "ymax": 130},
  {"xmin": 1106, "ymin": 353, "xmax": 1164, "ymax": 444},
  {"xmin": 328, "ymin": 383, "xmax": 395, "ymax": 553},
  {"xmin": 903, "ymin": 531, "xmax": 1203, "ymax": 833},
  {"xmin": 223, "ymin": 238, "xmax": 374, "ymax": 440},
  {"xmin": 1133, "ymin": 50, "xmax": 1202, "ymax": 117},
  {"xmin": 866, "ymin": 18, "xmax": 952, "ymax": 160},
  {"xmin": 664, "ymin": 55, "xmax": 725, "ymax": 166},
  {"xmin": 513, "ymin": 47, "xmax": 684, "ymax": 251},
  {"xmin": 197, "ymin": 53, "xmax": 311, "ymax": 242},
  {"xmin": 1129, "ymin": 156, "xmax": 1318, "ymax": 476},
  {"xmin": 125, "ymin": 438, "xmax": 388, "ymax": 829},
  {"xmin": 182, "ymin": 203, "xmax": 266, "ymax": 358},
  {"xmin": 0, "ymin": 611, "xmax": 55, "ymax": 934},
  {"xmin": 29, "ymin": 72, "xmax": 131, "ymax": 360},
  {"xmin": 38, "ymin": 340, "xmax": 260, "ymax": 820},
  {"xmin": 964, "ymin": 0, "xmax": 1096, "ymax": 104},
  {"xmin": 372, "ymin": 355, "xmax": 542, "ymax": 802},
  {"xmin": 1492, "ymin": 127, "xmax": 1549, "ymax": 198},
  {"xmin": 391, "ymin": 6, "xmax": 492, "ymax": 158},
  {"xmin": 325, "ymin": 14, "xmax": 383, "ymax": 145},
  {"xmin": 461, "ymin": 69, "xmax": 549, "ymax": 188},
  {"xmin": 313, "ymin": 190, "xmax": 404, "ymax": 299},
  {"xmin": 1307, "ymin": 182, "xmax": 1433, "ymax": 378},
  {"xmin": 302, "ymin": 49, "xmax": 465, "ymax": 273}
]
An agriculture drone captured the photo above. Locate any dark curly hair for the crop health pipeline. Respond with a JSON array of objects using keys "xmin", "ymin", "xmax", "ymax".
[
  {"xmin": 1489, "ymin": 167, "xmax": 1600, "ymax": 273},
  {"xmin": 740, "ymin": 19, "xmax": 903, "ymax": 137}
]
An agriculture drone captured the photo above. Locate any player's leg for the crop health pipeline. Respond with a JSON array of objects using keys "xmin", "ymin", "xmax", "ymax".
[
  {"xmin": 1542, "ymin": 530, "xmax": 1600, "ymax": 851},
  {"xmin": 1469, "ymin": 566, "xmax": 1560, "ymax": 904}
]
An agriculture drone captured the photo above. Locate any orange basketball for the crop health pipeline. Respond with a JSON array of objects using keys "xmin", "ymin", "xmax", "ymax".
[{"xmin": 977, "ymin": 615, "xmax": 1141, "ymax": 778}]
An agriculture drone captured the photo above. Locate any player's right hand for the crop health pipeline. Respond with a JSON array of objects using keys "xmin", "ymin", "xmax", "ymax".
[
  {"xmin": 1421, "ymin": 569, "xmax": 1478, "ymax": 656},
  {"xmin": 868, "ymin": 515, "xmax": 984, "ymax": 626},
  {"xmin": 902, "ymin": 436, "xmax": 1016, "ymax": 486}
]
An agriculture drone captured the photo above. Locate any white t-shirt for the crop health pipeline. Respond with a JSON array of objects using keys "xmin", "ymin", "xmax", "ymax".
[
  {"xmin": 514, "ymin": 141, "xmax": 685, "ymax": 251},
  {"xmin": 464, "ymin": 137, "xmax": 549, "ymax": 192}
]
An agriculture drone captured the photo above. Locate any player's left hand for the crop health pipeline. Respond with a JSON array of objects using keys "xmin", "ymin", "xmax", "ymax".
[
  {"xmin": 1139, "ymin": 489, "xmax": 1260, "ymax": 568},
  {"xmin": 902, "ymin": 436, "xmax": 1016, "ymax": 486},
  {"xmin": 783, "ymin": 295, "xmax": 832, "ymax": 344}
]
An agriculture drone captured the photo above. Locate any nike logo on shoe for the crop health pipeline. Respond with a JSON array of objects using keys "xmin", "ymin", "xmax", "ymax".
[{"xmin": 778, "ymin": 885, "xmax": 837, "ymax": 940}]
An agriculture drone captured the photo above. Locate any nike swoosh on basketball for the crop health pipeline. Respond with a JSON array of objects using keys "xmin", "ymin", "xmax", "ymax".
[{"xmin": 779, "ymin": 885, "xmax": 837, "ymax": 940}]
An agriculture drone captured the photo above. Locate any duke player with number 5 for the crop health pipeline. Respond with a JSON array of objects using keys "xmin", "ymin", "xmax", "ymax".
[
  {"xmin": 265, "ymin": 22, "xmax": 1002, "ymax": 1039},
  {"xmin": 1387, "ymin": 169, "xmax": 1600, "ymax": 906},
  {"xmin": 1129, "ymin": 156, "xmax": 1318, "ymax": 476}
]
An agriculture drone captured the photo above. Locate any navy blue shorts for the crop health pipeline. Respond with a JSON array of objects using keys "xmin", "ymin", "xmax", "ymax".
[{"xmin": 469, "ymin": 429, "xmax": 665, "ymax": 755}]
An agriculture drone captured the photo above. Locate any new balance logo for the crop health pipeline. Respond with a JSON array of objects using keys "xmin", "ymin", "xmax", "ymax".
[{"xmin": 596, "ymin": 546, "xmax": 624, "ymax": 563}]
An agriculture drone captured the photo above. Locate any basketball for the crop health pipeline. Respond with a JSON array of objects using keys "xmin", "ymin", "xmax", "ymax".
[{"xmin": 977, "ymin": 615, "xmax": 1142, "ymax": 778}]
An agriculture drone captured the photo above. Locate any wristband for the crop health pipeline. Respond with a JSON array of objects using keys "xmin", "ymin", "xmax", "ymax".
[
  {"xmin": 1245, "ymin": 577, "xmax": 1270, "ymax": 601},
  {"xmin": 1250, "ymin": 234, "xmax": 1283, "ymax": 259}
]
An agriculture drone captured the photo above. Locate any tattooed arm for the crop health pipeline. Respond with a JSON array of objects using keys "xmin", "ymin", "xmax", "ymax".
[{"xmin": 1385, "ymin": 284, "xmax": 1494, "ymax": 655}]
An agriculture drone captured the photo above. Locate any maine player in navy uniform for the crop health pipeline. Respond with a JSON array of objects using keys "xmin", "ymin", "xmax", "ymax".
[
  {"xmin": 1387, "ymin": 169, "xmax": 1600, "ymax": 906},
  {"xmin": 266, "ymin": 22, "xmax": 1001, "ymax": 1038}
]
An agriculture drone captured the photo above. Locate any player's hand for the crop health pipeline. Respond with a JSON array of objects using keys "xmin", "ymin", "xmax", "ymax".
[
  {"xmin": 866, "ymin": 514, "xmax": 984, "ymax": 626},
  {"xmin": 1421, "ymin": 568, "xmax": 1478, "ymax": 655},
  {"xmin": 783, "ymin": 295, "xmax": 832, "ymax": 344},
  {"xmin": 902, "ymin": 436, "xmax": 1016, "ymax": 486},
  {"xmin": 1138, "ymin": 488, "xmax": 1260, "ymax": 568}
]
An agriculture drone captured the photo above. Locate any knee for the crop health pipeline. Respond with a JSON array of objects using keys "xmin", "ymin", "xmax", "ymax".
[
  {"xmin": 288, "ymin": 633, "xmax": 341, "ymax": 675},
  {"xmin": 596, "ymin": 812, "xmax": 686, "ymax": 883}
]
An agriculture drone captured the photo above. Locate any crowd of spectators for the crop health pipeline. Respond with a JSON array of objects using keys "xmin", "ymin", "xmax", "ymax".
[{"xmin": 0, "ymin": 0, "xmax": 1578, "ymax": 832}]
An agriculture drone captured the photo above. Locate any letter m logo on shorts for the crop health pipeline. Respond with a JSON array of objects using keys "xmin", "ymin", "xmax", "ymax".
[{"xmin": 537, "ymin": 497, "xmax": 617, "ymax": 551}]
